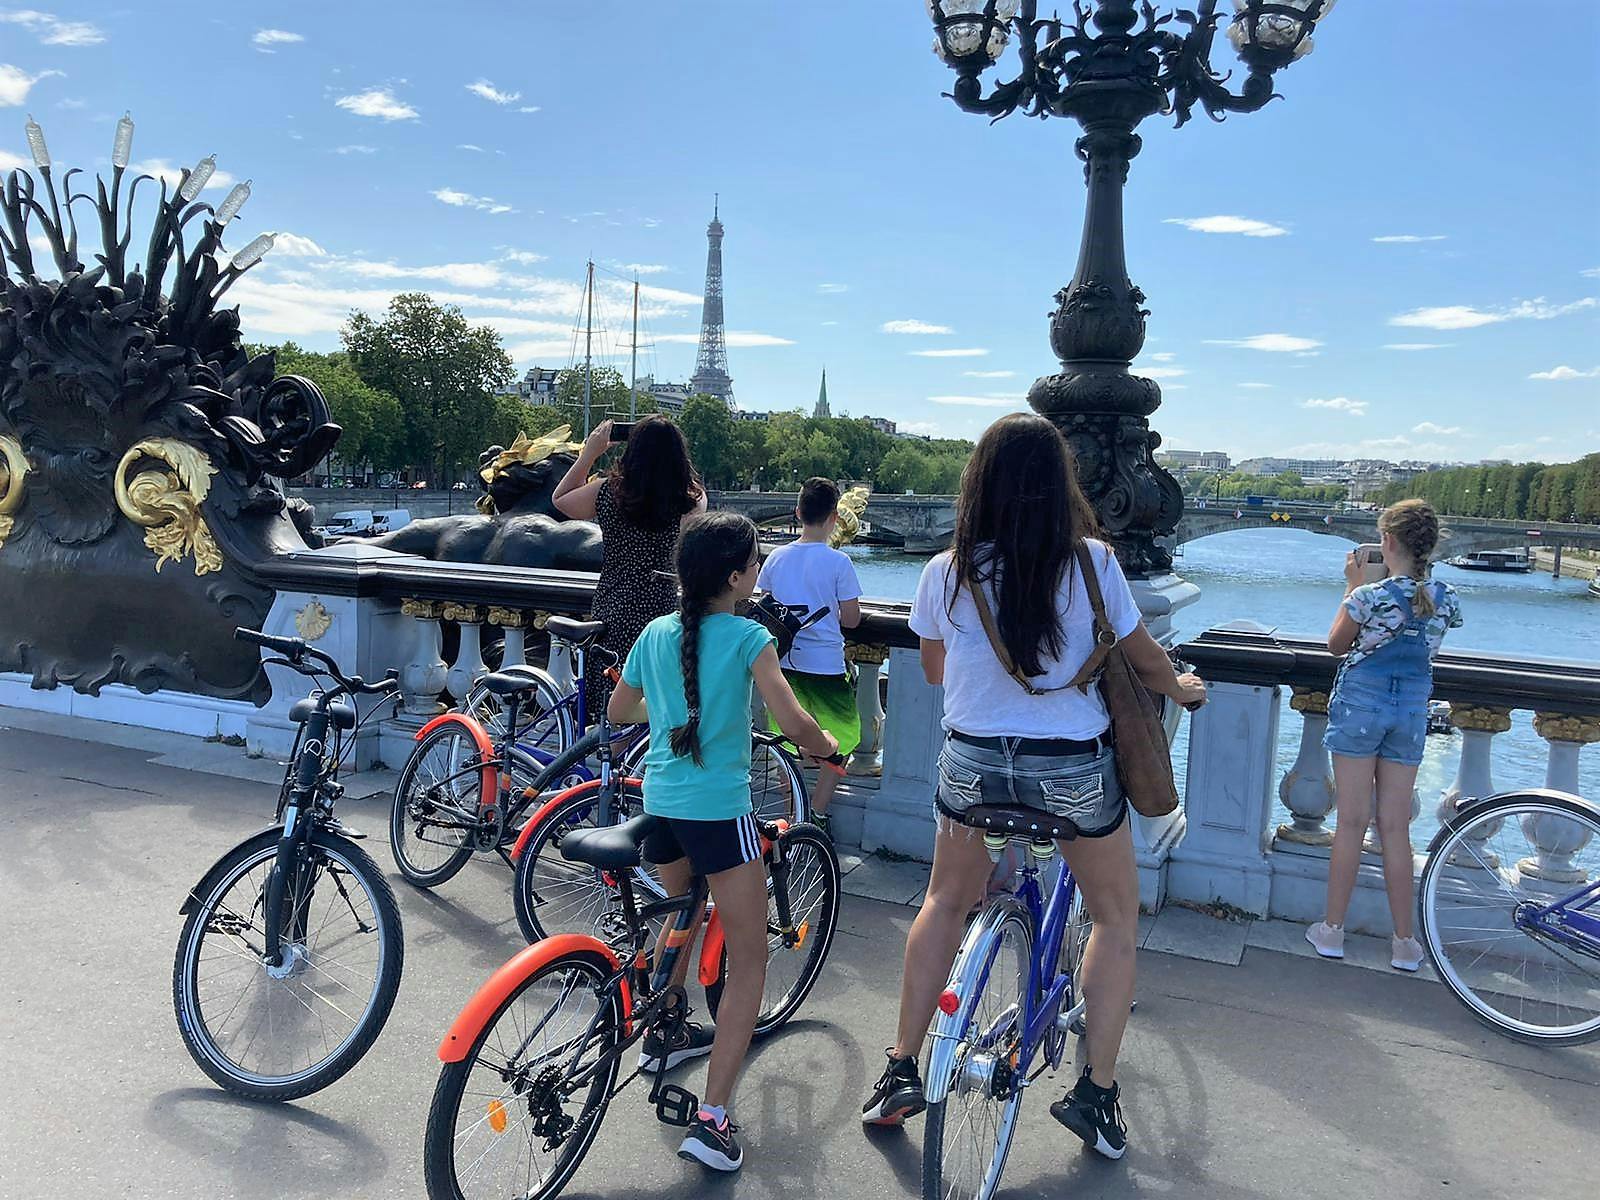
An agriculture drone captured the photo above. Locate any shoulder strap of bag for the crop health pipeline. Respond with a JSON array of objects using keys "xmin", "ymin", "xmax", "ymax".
[
  {"xmin": 967, "ymin": 573, "xmax": 1053, "ymax": 696},
  {"xmin": 1064, "ymin": 542, "xmax": 1121, "ymax": 691}
]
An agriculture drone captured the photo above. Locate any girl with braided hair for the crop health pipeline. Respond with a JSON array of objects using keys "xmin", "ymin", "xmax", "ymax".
[
  {"xmin": 1308, "ymin": 498, "xmax": 1463, "ymax": 971},
  {"xmin": 608, "ymin": 510, "xmax": 837, "ymax": 1173}
]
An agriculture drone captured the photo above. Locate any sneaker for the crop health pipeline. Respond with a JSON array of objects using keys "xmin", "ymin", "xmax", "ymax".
[
  {"xmin": 812, "ymin": 812, "xmax": 833, "ymax": 838},
  {"xmin": 678, "ymin": 1109, "xmax": 742, "ymax": 1172},
  {"xmin": 1050, "ymin": 1067, "xmax": 1127, "ymax": 1160},
  {"xmin": 1392, "ymin": 935, "xmax": 1424, "ymax": 972},
  {"xmin": 640, "ymin": 1020, "xmax": 715, "ymax": 1073},
  {"xmin": 1305, "ymin": 921, "xmax": 1345, "ymax": 959},
  {"xmin": 861, "ymin": 1050, "xmax": 926, "ymax": 1126}
]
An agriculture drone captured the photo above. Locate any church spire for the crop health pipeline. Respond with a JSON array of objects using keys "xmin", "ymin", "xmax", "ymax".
[{"xmin": 814, "ymin": 367, "xmax": 830, "ymax": 419}]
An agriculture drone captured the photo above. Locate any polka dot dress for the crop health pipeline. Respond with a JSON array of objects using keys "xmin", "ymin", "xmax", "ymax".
[{"xmin": 585, "ymin": 478, "xmax": 685, "ymax": 714}]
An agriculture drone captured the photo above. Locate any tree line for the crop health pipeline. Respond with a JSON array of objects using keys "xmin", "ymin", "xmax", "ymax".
[
  {"xmin": 1181, "ymin": 469, "xmax": 1349, "ymax": 504},
  {"xmin": 1370, "ymin": 455, "xmax": 1600, "ymax": 523},
  {"xmin": 257, "ymin": 292, "xmax": 976, "ymax": 493}
]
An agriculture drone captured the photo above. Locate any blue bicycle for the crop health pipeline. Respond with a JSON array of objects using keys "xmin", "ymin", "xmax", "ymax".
[
  {"xmin": 1419, "ymin": 788, "xmax": 1600, "ymax": 1045},
  {"xmin": 921, "ymin": 802, "xmax": 1093, "ymax": 1200}
]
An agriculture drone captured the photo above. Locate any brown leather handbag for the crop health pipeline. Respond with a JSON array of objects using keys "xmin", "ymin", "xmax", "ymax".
[{"xmin": 968, "ymin": 541, "xmax": 1180, "ymax": 818}]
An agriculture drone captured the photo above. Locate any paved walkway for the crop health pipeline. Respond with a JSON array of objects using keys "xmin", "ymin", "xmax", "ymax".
[{"xmin": 2, "ymin": 716, "xmax": 1596, "ymax": 1199}]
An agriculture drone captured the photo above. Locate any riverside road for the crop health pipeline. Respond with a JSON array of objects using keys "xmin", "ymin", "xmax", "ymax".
[{"xmin": 2, "ymin": 719, "xmax": 1594, "ymax": 1200}]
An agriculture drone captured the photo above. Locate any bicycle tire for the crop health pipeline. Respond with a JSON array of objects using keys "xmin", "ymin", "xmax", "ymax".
[
  {"xmin": 511, "ymin": 782, "xmax": 652, "ymax": 944},
  {"xmin": 462, "ymin": 665, "xmax": 572, "ymax": 755},
  {"xmin": 1419, "ymin": 792, "xmax": 1600, "ymax": 1046},
  {"xmin": 705, "ymin": 823, "xmax": 842, "ymax": 1035},
  {"xmin": 621, "ymin": 731, "xmax": 810, "ymax": 826},
  {"xmin": 173, "ymin": 830, "xmax": 404, "ymax": 1102},
  {"xmin": 391, "ymin": 721, "xmax": 488, "ymax": 888},
  {"xmin": 923, "ymin": 905, "xmax": 1031, "ymax": 1200},
  {"xmin": 424, "ymin": 950, "xmax": 623, "ymax": 1200}
]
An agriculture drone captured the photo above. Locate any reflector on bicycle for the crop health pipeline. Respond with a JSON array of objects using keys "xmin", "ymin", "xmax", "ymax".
[
  {"xmin": 488, "ymin": 1098, "xmax": 508, "ymax": 1134},
  {"xmin": 938, "ymin": 988, "xmax": 961, "ymax": 1015}
]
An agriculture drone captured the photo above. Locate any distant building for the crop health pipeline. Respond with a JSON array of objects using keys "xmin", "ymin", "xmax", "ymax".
[
  {"xmin": 814, "ymin": 368, "xmax": 831, "ymax": 419},
  {"xmin": 504, "ymin": 366, "xmax": 561, "ymax": 405},
  {"xmin": 1157, "ymin": 449, "xmax": 1230, "ymax": 471},
  {"xmin": 734, "ymin": 409, "xmax": 771, "ymax": 422},
  {"xmin": 634, "ymin": 374, "xmax": 695, "ymax": 416},
  {"xmin": 864, "ymin": 415, "xmax": 897, "ymax": 436}
]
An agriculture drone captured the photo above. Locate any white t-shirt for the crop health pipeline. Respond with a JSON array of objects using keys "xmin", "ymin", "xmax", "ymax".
[
  {"xmin": 756, "ymin": 540, "xmax": 863, "ymax": 675},
  {"xmin": 909, "ymin": 540, "xmax": 1143, "ymax": 739}
]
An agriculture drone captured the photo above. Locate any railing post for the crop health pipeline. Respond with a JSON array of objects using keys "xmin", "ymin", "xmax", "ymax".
[
  {"xmin": 1519, "ymin": 713, "xmax": 1600, "ymax": 885},
  {"xmin": 534, "ymin": 610, "xmax": 576, "ymax": 695},
  {"xmin": 844, "ymin": 642, "xmax": 888, "ymax": 777},
  {"xmin": 1435, "ymin": 703, "xmax": 1513, "ymax": 867},
  {"xmin": 489, "ymin": 607, "xmax": 528, "ymax": 670},
  {"xmin": 1277, "ymin": 687, "xmax": 1335, "ymax": 846},
  {"xmin": 858, "ymin": 646, "xmax": 944, "ymax": 860},
  {"xmin": 398, "ymin": 599, "xmax": 448, "ymax": 717},
  {"xmin": 442, "ymin": 603, "xmax": 486, "ymax": 703}
]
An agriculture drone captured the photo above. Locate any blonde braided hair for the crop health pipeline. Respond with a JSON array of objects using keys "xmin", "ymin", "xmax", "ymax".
[{"xmin": 1378, "ymin": 499, "xmax": 1440, "ymax": 618}]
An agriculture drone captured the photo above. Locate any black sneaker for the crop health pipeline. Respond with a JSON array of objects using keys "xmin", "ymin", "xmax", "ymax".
[
  {"xmin": 812, "ymin": 812, "xmax": 833, "ymax": 838},
  {"xmin": 678, "ymin": 1110, "xmax": 743, "ymax": 1172},
  {"xmin": 1050, "ymin": 1067, "xmax": 1127, "ymax": 1160},
  {"xmin": 640, "ymin": 1020, "xmax": 715, "ymax": 1073},
  {"xmin": 861, "ymin": 1050, "xmax": 926, "ymax": 1126}
]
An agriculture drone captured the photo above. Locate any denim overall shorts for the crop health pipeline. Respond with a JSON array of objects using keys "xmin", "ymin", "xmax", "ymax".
[{"xmin": 1322, "ymin": 580, "xmax": 1434, "ymax": 767}]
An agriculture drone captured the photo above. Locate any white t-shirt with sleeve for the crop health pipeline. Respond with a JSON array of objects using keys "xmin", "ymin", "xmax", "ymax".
[
  {"xmin": 756, "ymin": 540, "xmax": 864, "ymax": 675},
  {"xmin": 909, "ymin": 539, "xmax": 1143, "ymax": 739}
]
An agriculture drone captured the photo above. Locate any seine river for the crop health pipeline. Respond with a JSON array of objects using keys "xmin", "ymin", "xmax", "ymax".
[{"xmin": 844, "ymin": 528, "xmax": 1599, "ymax": 840}]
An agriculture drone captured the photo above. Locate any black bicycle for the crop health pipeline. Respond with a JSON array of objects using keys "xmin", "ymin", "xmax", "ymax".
[{"xmin": 172, "ymin": 628, "xmax": 405, "ymax": 1101}]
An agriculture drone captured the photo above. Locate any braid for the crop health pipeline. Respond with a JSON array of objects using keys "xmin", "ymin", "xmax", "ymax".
[
  {"xmin": 669, "ymin": 600, "xmax": 706, "ymax": 765},
  {"xmin": 1380, "ymin": 498, "xmax": 1439, "ymax": 618}
]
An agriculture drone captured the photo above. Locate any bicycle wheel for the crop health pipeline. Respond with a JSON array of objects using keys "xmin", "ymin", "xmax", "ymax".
[
  {"xmin": 424, "ymin": 950, "xmax": 623, "ymax": 1200},
  {"xmin": 512, "ymin": 782, "xmax": 652, "ymax": 944},
  {"xmin": 391, "ymin": 722, "xmax": 488, "ymax": 887},
  {"xmin": 923, "ymin": 904, "xmax": 1031, "ymax": 1200},
  {"xmin": 173, "ymin": 830, "xmax": 404, "ymax": 1101},
  {"xmin": 623, "ymin": 733, "xmax": 808, "ymax": 826},
  {"xmin": 462, "ymin": 666, "xmax": 572, "ymax": 756},
  {"xmin": 1420, "ymin": 793, "xmax": 1600, "ymax": 1045},
  {"xmin": 705, "ymin": 823, "xmax": 842, "ymax": 1035}
]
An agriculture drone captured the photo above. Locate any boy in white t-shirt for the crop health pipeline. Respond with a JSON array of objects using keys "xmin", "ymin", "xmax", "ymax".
[{"xmin": 756, "ymin": 477, "xmax": 864, "ymax": 830}]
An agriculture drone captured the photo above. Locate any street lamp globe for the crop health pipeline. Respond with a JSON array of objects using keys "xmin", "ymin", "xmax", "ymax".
[
  {"xmin": 1227, "ymin": 0, "xmax": 1337, "ymax": 69},
  {"xmin": 928, "ymin": 0, "xmax": 1018, "ymax": 69}
]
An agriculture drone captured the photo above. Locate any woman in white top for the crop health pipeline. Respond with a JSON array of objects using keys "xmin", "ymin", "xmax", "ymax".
[{"xmin": 861, "ymin": 414, "xmax": 1206, "ymax": 1161}]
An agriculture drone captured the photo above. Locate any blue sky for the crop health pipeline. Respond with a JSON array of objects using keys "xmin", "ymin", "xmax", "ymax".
[{"xmin": 2, "ymin": 1, "xmax": 1597, "ymax": 463}]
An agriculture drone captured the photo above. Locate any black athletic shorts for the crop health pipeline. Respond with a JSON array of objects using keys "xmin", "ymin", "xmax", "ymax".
[{"xmin": 643, "ymin": 812, "xmax": 765, "ymax": 877}]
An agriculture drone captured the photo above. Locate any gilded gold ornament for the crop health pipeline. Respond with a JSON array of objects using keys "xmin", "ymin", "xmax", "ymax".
[
  {"xmin": 0, "ymin": 434, "xmax": 28, "ymax": 551},
  {"xmin": 844, "ymin": 641, "xmax": 891, "ymax": 665},
  {"xmin": 114, "ymin": 439, "xmax": 221, "ymax": 575},
  {"xmin": 1447, "ymin": 703, "xmax": 1513, "ymax": 734},
  {"xmin": 294, "ymin": 600, "xmax": 334, "ymax": 642},
  {"xmin": 1534, "ymin": 712, "xmax": 1600, "ymax": 746},
  {"xmin": 829, "ymin": 485, "xmax": 872, "ymax": 549},
  {"xmin": 1289, "ymin": 688, "xmax": 1330, "ymax": 715},
  {"xmin": 479, "ymin": 427, "xmax": 585, "ymax": 488}
]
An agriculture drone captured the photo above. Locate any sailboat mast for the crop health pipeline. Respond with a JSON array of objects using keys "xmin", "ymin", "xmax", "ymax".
[
  {"xmin": 629, "ymin": 277, "xmax": 639, "ymax": 419},
  {"xmin": 582, "ymin": 259, "xmax": 595, "ymax": 437}
]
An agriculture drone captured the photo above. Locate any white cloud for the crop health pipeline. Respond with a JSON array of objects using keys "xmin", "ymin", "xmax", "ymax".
[
  {"xmin": 457, "ymin": 143, "xmax": 486, "ymax": 153},
  {"xmin": 1140, "ymin": 366, "xmax": 1187, "ymax": 380},
  {"xmin": 273, "ymin": 233, "xmax": 327, "ymax": 258},
  {"xmin": 963, "ymin": 370, "xmax": 1015, "ymax": 378},
  {"xmin": 1205, "ymin": 333, "xmax": 1323, "ymax": 353},
  {"xmin": 253, "ymin": 29, "xmax": 304, "ymax": 50},
  {"xmin": 466, "ymin": 79, "xmax": 521, "ymax": 105},
  {"xmin": 502, "ymin": 250, "xmax": 546, "ymax": 265},
  {"xmin": 619, "ymin": 262, "xmax": 668, "ymax": 275},
  {"xmin": 0, "ymin": 63, "xmax": 62, "ymax": 107},
  {"xmin": 929, "ymin": 395, "xmax": 1023, "ymax": 408},
  {"xmin": 0, "ymin": 147, "xmax": 26, "ymax": 170},
  {"xmin": 1147, "ymin": 352, "xmax": 1177, "ymax": 363},
  {"xmin": 911, "ymin": 348, "xmax": 989, "ymax": 358},
  {"xmin": 336, "ymin": 88, "xmax": 418, "ymax": 121},
  {"xmin": 432, "ymin": 187, "xmax": 514, "ymax": 215},
  {"xmin": 1237, "ymin": 382, "xmax": 1273, "ymax": 389},
  {"xmin": 1412, "ymin": 422, "xmax": 1461, "ymax": 436},
  {"xmin": 0, "ymin": 10, "xmax": 103, "ymax": 46},
  {"xmin": 131, "ymin": 158, "xmax": 237, "ymax": 193},
  {"xmin": 1583, "ymin": 267, "xmax": 1600, "ymax": 279},
  {"xmin": 1301, "ymin": 397, "xmax": 1368, "ymax": 415},
  {"xmin": 1390, "ymin": 297, "xmax": 1597, "ymax": 330},
  {"xmin": 654, "ymin": 330, "xmax": 795, "ymax": 348},
  {"xmin": 517, "ymin": 106, "xmax": 542, "ymax": 114},
  {"xmin": 1528, "ymin": 365, "xmax": 1600, "ymax": 381},
  {"xmin": 1372, "ymin": 234, "xmax": 1446, "ymax": 244},
  {"xmin": 881, "ymin": 319, "xmax": 952, "ymax": 335},
  {"xmin": 1164, "ymin": 215, "xmax": 1288, "ymax": 238},
  {"xmin": 816, "ymin": 282, "xmax": 849, "ymax": 294},
  {"xmin": 334, "ymin": 144, "xmax": 376, "ymax": 155},
  {"xmin": 342, "ymin": 259, "xmax": 528, "ymax": 289},
  {"xmin": 1383, "ymin": 342, "xmax": 1450, "ymax": 351}
]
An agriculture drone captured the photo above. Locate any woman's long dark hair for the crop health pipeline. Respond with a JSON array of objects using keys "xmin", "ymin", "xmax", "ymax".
[
  {"xmin": 950, "ymin": 412, "xmax": 1101, "ymax": 677},
  {"xmin": 610, "ymin": 414, "xmax": 702, "ymax": 531},
  {"xmin": 669, "ymin": 511, "xmax": 758, "ymax": 765}
]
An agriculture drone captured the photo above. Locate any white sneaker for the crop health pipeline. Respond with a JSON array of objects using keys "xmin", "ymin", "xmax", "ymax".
[
  {"xmin": 1392, "ymin": 936, "xmax": 1424, "ymax": 972},
  {"xmin": 1305, "ymin": 921, "xmax": 1345, "ymax": 959}
]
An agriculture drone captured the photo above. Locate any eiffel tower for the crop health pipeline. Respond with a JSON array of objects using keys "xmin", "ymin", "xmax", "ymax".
[{"xmin": 689, "ymin": 197, "xmax": 734, "ymax": 406}]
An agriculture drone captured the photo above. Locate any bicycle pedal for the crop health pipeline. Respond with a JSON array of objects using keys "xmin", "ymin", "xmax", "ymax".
[{"xmin": 653, "ymin": 1084, "xmax": 698, "ymax": 1127}]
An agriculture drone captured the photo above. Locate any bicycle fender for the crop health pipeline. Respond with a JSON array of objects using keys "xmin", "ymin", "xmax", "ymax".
[
  {"xmin": 415, "ymin": 712, "xmax": 496, "ymax": 813},
  {"xmin": 1426, "ymin": 787, "xmax": 1596, "ymax": 855},
  {"xmin": 509, "ymin": 778, "xmax": 604, "ymax": 862},
  {"xmin": 437, "ymin": 935, "xmax": 630, "ymax": 1062},
  {"xmin": 178, "ymin": 827, "xmax": 281, "ymax": 914},
  {"xmin": 698, "ymin": 909, "xmax": 727, "ymax": 988},
  {"xmin": 923, "ymin": 898, "xmax": 1030, "ymax": 1105}
]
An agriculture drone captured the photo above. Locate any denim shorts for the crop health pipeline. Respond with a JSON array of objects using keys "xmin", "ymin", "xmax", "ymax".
[
  {"xmin": 1322, "ymin": 689, "xmax": 1428, "ymax": 766},
  {"xmin": 935, "ymin": 735, "xmax": 1126, "ymax": 839}
]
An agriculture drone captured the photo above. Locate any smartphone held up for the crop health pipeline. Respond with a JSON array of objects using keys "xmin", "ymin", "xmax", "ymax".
[{"xmin": 1354, "ymin": 543, "xmax": 1389, "ymax": 585}]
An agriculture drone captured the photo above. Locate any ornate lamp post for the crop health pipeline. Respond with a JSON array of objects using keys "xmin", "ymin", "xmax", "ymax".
[{"xmin": 928, "ymin": 0, "xmax": 1335, "ymax": 596}]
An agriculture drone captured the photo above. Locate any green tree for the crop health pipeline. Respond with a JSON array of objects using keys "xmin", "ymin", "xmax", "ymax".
[
  {"xmin": 877, "ymin": 444, "xmax": 934, "ymax": 494},
  {"xmin": 251, "ymin": 341, "xmax": 405, "ymax": 475},
  {"xmin": 342, "ymin": 293, "xmax": 515, "ymax": 485},
  {"xmin": 554, "ymin": 366, "xmax": 649, "ymax": 431},
  {"xmin": 679, "ymin": 394, "xmax": 740, "ymax": 488},
  {"xmin": 775, "ymin": 430, "xmax": 847, "ymax": 485}
]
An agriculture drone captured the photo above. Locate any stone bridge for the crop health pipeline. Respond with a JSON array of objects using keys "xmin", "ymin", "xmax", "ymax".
[{"xmin": 713, "ymin": 491, "xmax": 1600, "ymax": 558}]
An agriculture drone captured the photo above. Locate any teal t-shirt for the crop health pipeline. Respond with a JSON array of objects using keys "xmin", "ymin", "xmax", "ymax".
[{"xmin": 621, "ymin": 612, "xmax": 775, "ymax": 820}]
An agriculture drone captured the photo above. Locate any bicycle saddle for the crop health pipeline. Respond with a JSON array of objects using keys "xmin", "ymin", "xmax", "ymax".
[
  {"xmin": 560, "ymin": 812, "xmax": 660, "ymax": 869},
  {"xmin": 288, "ymin": 696, "xmax": 357, "ymax": 731},
  {"xmin": 545, "ymin": 616, "xmax": 606, "ymax": 647},
  {"xmin": 477, "ymin": 671, "xmax": 546, "ymax": 697},
  {"xmin": 934, "ymin": 795, "xmax": 1081, "ymax": 842}
]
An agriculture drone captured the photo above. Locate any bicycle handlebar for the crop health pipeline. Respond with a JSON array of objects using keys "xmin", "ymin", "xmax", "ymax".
[{"xmin": 237, "ymin": 628, "xmax": 400, "ymax": 697}]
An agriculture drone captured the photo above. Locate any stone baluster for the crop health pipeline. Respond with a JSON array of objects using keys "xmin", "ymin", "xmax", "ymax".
[
  {"xmin": 398, "ymin": 599, "xmax": 449, "ymax": 717},
  {"xmin": 1518, "ymin": 713, "xmax": 1600, "ymax": 887},
  {"xmin": 1277, "ymin": 688, "xmax": 1335, "ymax": 846},
  {"xmin": 442, "ymin": 603, "xmax": 486, "ymax": 703},
  {"xmin": 844, "ymin": 642, "xmax": 888, "ymax": 777},
  {"xmin": 1432, "ymin": 703, "xmax": 1513, "ymax": 867},
  {"xmin": 534, "ymin": 611, "xmax": 577, "ymax": 695},
  {"xmin": 489, "ymin": 607, "xmax": 529, "ymax": 670}
]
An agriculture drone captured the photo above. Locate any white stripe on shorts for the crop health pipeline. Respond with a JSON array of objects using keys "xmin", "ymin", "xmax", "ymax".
[{"xmin": 739, "ymin": 813, "xmax": 760, "ymax": 864}]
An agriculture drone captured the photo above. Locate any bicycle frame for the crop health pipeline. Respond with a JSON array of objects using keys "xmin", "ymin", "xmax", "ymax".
[
  {"xmin": 1521, "ymin": 877, "xmax": 1600, "ymax": 948},
  {"xmin": 924, "ymin": 851, "xmax": 1081, "ymax": 1106}
]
